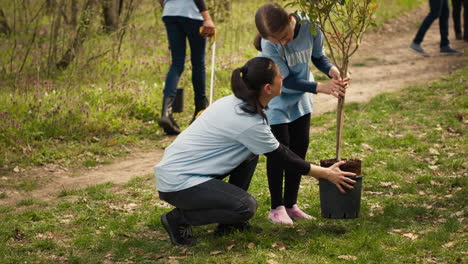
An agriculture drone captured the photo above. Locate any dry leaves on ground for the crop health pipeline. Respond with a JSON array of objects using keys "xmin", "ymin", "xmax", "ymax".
[{"xmin": 338, "ymin": 255, "xmax": 357, "ymax": 260}]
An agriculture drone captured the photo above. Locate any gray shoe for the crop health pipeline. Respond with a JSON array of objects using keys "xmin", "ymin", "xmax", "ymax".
[
  {"xmin": 440, "ymin": 46, "xmax": 464, "ymax": 56},
  {"xmin": 409, "ymin": 42, "xmax": 430, "ymax": 57}
]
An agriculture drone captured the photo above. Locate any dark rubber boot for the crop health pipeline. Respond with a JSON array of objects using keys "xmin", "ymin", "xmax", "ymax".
[
  {"xmin": 158, "ymin": 96, "xmax": 181, "ymax": 135},
  {"xmin": 190, "ymin": 98, "xmax": 208, "ymax": 124}
]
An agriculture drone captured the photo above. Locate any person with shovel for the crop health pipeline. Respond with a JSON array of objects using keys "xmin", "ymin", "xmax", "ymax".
[
  {"xmin": 158, "ymin": 0, "xmax": 215, "ymax": 135},
  {"xmin": 155, "ymin": 57, "xmax": 356, "ymax": 246},
  {"xmin": 253, "ymin": 3, "xmax": 351, "ymax": 225}
]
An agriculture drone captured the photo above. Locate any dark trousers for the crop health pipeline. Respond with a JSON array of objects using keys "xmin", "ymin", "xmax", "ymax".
[
  {"xmin": 452, "ymin": 0, "xmax": 468, "ymax": 39},
  {"xmin": 159, "ymin": 155, "xmax": 259, "ymax": 226},
  {"xmin": 162, "ymin": 16, "xmax": 206, "ymax": 101},
  {"xmin": 414, "ymin": 0, "xmax": 450, "ymax": 47},
  {"xmin": 266, "ymin": 114, "xmax": 310, "ymax": 209}
]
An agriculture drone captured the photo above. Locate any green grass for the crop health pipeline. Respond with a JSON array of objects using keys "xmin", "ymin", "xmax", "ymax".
[
  {"xmin": 373, "ymin": 0, "xmax": 426, "ymax": 26},
  {"xmin": 0, "ymin": 67, "xmax": 466, "ymax": 263}
]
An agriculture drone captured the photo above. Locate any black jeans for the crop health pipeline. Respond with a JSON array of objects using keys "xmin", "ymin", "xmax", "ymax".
[
  {"xmin": 414, "ymin": 0, "xmax": 450, "ymax": 47},
  {"xmin": 266, "ymin": 114, "xmax": 310, "ymax": 209},
  {"xmin": 452, "ymin": 0, "xmax": 468, "ymax": 39},
  {"xmin": 159, "ymin": 155, "xmax": 259, "ymax": 226},
  {"xmin": 162, "ymin": 16, "xmax": 206, "ymax": 101}
]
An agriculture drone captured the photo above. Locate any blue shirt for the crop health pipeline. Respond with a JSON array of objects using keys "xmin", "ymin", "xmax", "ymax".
[
  {"xmin": 259, "ymin": 14, "xmax": 327, "ymax": 125},
  {"xmin": 155, "ymin": 95, "xmax": 280, "ymax": 192},
  {"xmin": 162, "ymin": 0, "xmax": 203, "ymax": 21}
]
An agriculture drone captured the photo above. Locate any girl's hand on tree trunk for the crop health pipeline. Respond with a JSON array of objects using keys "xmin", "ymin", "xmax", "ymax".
[
  {"xmin": 329, "ymin": 66, "xmax": 342, "ymax": 80},
  {"xmin": 317, "ymin": 79, "xmax": 349, "ymax": 98},
  {"xmin": 326, "ymin": 161, "xmax": 357, "ymax": 194}
]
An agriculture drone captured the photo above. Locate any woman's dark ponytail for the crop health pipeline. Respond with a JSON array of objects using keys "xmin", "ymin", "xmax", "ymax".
[
  {"xmin": 254, "ymin": 33, "xmax": 262, "ymax": 51},
  {"xmin": 231, "ymin": 57, "xmax": 276, "ymax": 121}
]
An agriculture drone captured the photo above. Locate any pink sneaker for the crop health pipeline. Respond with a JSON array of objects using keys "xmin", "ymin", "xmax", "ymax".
[
  {"xmin": 268, "ymin": 206, "xmax": 294, "ymax": 225},
  {"xmin": 286, "ymin": 204, "xmax": 315, "ymax": 220}
]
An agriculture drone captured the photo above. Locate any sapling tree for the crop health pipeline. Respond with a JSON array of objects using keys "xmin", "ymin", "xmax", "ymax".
[{"xmin": 290, "ymin": 0, "xmax": 378, "ymax": 160}]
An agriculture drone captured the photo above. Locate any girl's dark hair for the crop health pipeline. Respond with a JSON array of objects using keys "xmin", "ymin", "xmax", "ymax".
[
  {"xmin": 254, "ymin": 3, "xmax": 290, "ymax": 51},
  {"xmin": 231, "ymin": 57, "xmax": 276, "ymax": 120}
]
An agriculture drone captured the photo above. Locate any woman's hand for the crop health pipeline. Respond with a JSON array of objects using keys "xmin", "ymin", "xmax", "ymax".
[
  {"xmin": 200, "ymin": 10, "xmax": 216, "ymax": 38},
  {"xmin": 316, "ymin": 78, "xmax": 349, "ymax": 98},
  {"xmin": 201, "ymin": 19, "xmax": 215, "ymax": 37},
  {"xmin": 324, "ymin": 161, "xmax": 356, "ymax": 194}
]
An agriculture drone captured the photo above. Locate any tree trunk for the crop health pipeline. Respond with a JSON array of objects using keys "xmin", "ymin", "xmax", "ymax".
[
  {"xmin": 71, "ymin": 0, "xmax": 78, "ymax": 27},
  {"xmin": 56, "ymin": 0, "xmax": 95, "ymax": 70},
  {"xmin": 118, "ymin": 0, "xmax": 124, "ymax": 16},
  {"xmin": 46, "ymin": 0, "xmax": 57, "ymax": 13},
  {"xmin": 335, "ymin": 59, "xmax": 349, "ymax": 160},
  {"xmin": 102, "ymin": 0, "xmax": 120, "ymax": 32},
  {"xmin": 0, "ymin": 8, "xmax": 11, "ymax": 36}
]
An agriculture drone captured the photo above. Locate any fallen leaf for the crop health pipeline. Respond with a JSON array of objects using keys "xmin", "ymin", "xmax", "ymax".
[
  {"xmin": 267, "ymin": 260, "xmax": 279, "ymax": 264},
  {"xmin": 210, "ymin": 251, "xmax": 222, "ymax": 255},
  {"xmin": 272, "ymin": 242, "xmax": 286, "ymax": 251},
  {"xmin": 451, "ymin": 211, "xmax": 463, "ymax": 217},
  {"xmin": 91, "ymin": 136, "xmax": 100, "ymax": 142},
  {"xmin": 429, "ymin": 148, "xmax": 440, "ymax": 155},
  {"xmin": 107, "ymin": 141, "xmax": 117, "ymax": 146},
  {"xmin": 247, "ymin": 243, "xmax": 255, "ymax": 249},
  {"xmin": 380, "ymin": 182, "xmax": 393, "ymax": 187},
  {"xmin": 442, "ymin": 241, "xmax": 456, "ymax": 248},
  {"xmin": 430, "ymin": 180, "xmax": 441, "ymax": 186},
  {"xmin": 297, "ymin": 229, "xmax": 306, "ymax": 236},
  {"xmin": 418, "ymin": 191, "xmax": 426, "ymax": 195},
  {"xmin": 227, "ymin": 244, "xmax": 235, "ymax": 251},
  {"xmin": 402, "ymin": 233, "xmax": 418, "ymax": 240},
  {"xmin": 361, "ymin": 143, "xmax": 373, "ymax": 150},
  {"xmin": 338, "ymin": 255, "xmax": 357, "ymax": 260},
  {"xmin": 168, "ymin": 257, "xmax": 179, "ymax": 264},
  {"xmin": 428, "ymin": 165, "xmax": 439, "ymax": 170},
  {"xmin": 13, "ymin": 166, "xmax": 20, "ymax": 173}
]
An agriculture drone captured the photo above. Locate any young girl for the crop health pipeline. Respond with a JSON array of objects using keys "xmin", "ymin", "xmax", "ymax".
[
  {"xmin": 155, "ymin": 57, "xmax": 356, "ymax": 246},
  {"xmin": 158, "ymin": 0, "xmax": 216, "ymax": 135},
  {"xmin": 254, "ymin": 3, "xmax": 350, "ymax": 225}
]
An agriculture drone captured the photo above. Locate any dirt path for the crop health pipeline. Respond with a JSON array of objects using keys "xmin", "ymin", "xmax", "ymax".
[{"xmin": 1, "ymin": 5, "xmax": 466, "ymax": 206}]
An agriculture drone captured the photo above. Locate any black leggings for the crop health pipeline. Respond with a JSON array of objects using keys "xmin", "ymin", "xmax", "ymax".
[
  {"xmin": 159, "ymin": 155, "xmax": 259, "ymax": 226},
  {"xmin": 266, "ymin": 114, "xmax": 310, "ymax": 209}
]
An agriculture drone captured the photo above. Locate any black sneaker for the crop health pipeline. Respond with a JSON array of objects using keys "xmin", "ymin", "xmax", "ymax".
[
  {"xmin": 214, "ymin": 222, "xmax": 263, "ymax": 236},
  {"xmin": 440, "ymin": 46, "xmax": 464, "ymax": 56},
  {"xmin": 161, "ymin": 213, "xmax": 196, "ymax": 246},
  {"xmin": 409, "ymin": 42, "xmax": 430, "ymax": 57}
]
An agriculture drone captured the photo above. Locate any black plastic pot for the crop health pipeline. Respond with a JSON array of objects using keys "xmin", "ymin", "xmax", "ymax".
[
  {"xmin": 319, "ymin": 175, "xmax": 363, "ymax": 219},
  {"xmin": 173, "ymin": 88, "xmax": 184, "ymax": 113}
]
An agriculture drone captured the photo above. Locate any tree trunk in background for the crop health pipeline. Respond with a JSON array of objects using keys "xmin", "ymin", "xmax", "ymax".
[
  {"xmin": 118, "ymin": 0, "xmax": 124, "ymax": 16},
  {"xmin": 71, "ymin": 0, "xmax": 78, "ymax": 27},
  {"xmin": 102, "ymin": 0, "xmax": 120, "ymax": 32},
  {"xmin": 46, "ymin": 0, "xmax": 57, "ymax": 13},
  {"xmin": 0, "ymin": 8, "xmax": 11, "ymax": 36},
  {"xmin": 56, "ymin": 0, "xmax": 95, "ymax": 70}
]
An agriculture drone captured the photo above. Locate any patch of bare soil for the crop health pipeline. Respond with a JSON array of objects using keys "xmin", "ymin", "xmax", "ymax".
[{"xmin": 0, "ymin": 4, "xmax": 466, "ymax": 206}]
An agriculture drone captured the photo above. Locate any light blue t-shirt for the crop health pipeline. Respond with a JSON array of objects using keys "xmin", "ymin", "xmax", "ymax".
[
  {"xmin": 162, "ymin": 0, "xmax": 203, "ymax": 21},
  {"xmin": 155, "ymin": 95, "xmax": 280, "ymax": 192},
  {"xmin": 259, "ymin": 14, "xmax": 326, "ymax": 125}
]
